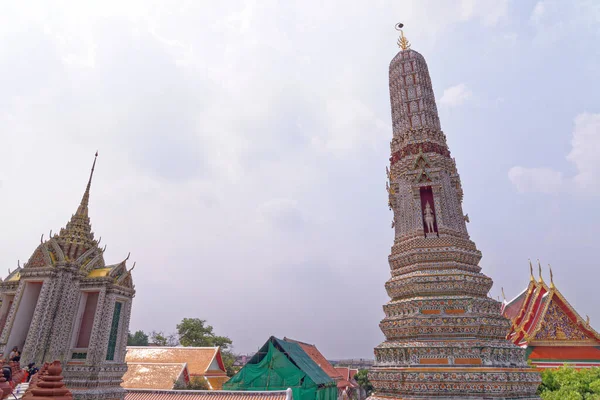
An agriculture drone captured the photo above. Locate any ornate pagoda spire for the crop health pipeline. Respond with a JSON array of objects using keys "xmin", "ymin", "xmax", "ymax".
[
  {"xmin": 368, "ymin": 25, "xmax": 540, "ymax": 400},
  {"xmin": 76, "ymin": 151, "xmax": 98, "ymax": 217},
  {"xmin": 56, "ymin": 152, "xmax": 100, "ymax": 260}
]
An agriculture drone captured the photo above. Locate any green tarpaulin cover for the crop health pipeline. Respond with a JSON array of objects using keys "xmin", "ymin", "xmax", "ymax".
[{"xmin": 224, "ymin": 337, "xmax": 337, "ymax": 400}]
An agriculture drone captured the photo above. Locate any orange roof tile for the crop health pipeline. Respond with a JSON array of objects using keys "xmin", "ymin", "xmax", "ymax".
[
  {"xmin": 122, "ymin": 363, "xmax": 187, "ymax": 390},
  {"xmin": 283, "ymin": 338, "xmax": 342, "ymax": 381},
  {"xmin": 126, "ymin": 347, "xmax": 227, "ymax": 377},
  {"xmin": 125, "ymin": 389, "xmax": 290, "ymax": 400},
  {"xmin": 529, "ymin": 346, "xmax": 600, "ymax": 361}
]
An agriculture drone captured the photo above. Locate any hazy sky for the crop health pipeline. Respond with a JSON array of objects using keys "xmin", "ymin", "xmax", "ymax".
[{"xmin": 0, "ymin": 0, "xmax": 599, "ymax": 359}]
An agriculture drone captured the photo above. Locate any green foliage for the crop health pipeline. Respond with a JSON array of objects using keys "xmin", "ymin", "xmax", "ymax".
[
  {"xmin": 127, "ymin": 330, "xmax": 149, "ymax": 346},
  {"xmin": 176, "ymin": 318, "xmax": 232, "ymax": 349},
  {"xmin": 539, "ymin": 366, "xmax": 600, "ymax": 400},
  {"xmin": 150, "ymin": 331, "xmax": 179, "ymax": 346},
  {"xmin": 173, "ymin": 376, "xmax": 211, "ymax": 390},
  {"xmin": 354, "ymin": 369, "xmax": 373, "ymax": 396},
  {"xmin": 221, "ymin": 350, "xmax": 238, "ymax": 377}
]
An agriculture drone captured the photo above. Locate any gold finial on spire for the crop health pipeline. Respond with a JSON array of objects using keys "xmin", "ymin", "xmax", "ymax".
[
  {"xmin": 529, "ymin": 259, "xmax": 534, "ymax": 282},
  {"xmin": 501, "ymin": 287, "xmax": 506, "ymax": 302},
  {"xmin": 537, "ymin": 259, "xmax": 544, "ymax": 284},
  {"xmin": 395, "ymin": 23, "xmax": 411, "ymax": 50},
  {"xmin": 76, "ymin": 151, "xmax": 98, "ymax": 217},
  {"xmin": 548, "ymin": 264, "xmax": 555, "ymax": 289},
  {"xmin": 587, "ymin": 315, "xmax": 591, "ymax": 325}
]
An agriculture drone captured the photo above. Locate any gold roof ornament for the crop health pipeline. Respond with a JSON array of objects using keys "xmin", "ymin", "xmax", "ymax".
[
  {"xmin": 501, "ymin": 287, "xmax": 506, "ymax": 302},
  {"xmin": 548, "ymin": 264, "xmax": 555, "ymax": 289},
  {"xmin": 529, "ymin": 259, "xmax": 534, "ymax": 282},
  {"xmin": 395, "ymin": 23, "xmax": 411, "ymax": 50},
  {"xmin": 537, "ymin": 259, "xmax": 544, "ymax": 284},
  {"xmin": 587, "ymin": 315, "xmax": 591, "ymax": 325}
]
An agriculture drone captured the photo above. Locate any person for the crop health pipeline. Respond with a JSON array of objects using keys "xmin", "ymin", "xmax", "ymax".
[
  {"xmin": 24, "ymin": 363, "xmax": 38, "ymax": 383},
  {"xmin": 11, "ymin": 351, "xmax": 20, "ymax": 362},
  {"xmin": 8, "ymin": 347, "xmax": 17, "ymax": 361}
]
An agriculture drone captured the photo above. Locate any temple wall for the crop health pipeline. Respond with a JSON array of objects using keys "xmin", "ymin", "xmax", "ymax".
[{"xmin": 6, "ymin": 281, "xmax": 43, "ymax": 354}]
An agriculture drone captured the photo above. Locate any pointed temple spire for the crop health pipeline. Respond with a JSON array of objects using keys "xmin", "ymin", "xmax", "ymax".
[
  {"xmin": 76, "ymin": 151, "xmax": 98, "ymax": 218},
  {"xmin": 538, "ymin": 259, "xmax": 544, "ymax": 284},
  {"xmin": 56, "ymin": 152, "xmax": 101, "ymax": 260},
  {"xmin": 368, "ymin": 27, "xmax": 540, "ymax": 399},
  {"xmin": 549, "ymin": 264, "xmax": 555, "ymax": 289}
]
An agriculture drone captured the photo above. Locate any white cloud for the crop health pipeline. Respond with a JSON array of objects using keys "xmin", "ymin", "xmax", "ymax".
[
  {"xmin": 460, "ymin": 0, "xmax": 508, "ymax": 26},
  {"xmin": 531, "ymin": 1, "xmax": 545, "ymax": 25},
  {"xmin": 508, "ymin": 167, "xmax": 564, "ymax": 194},
  {"xmin": 440, "ymin": 83, "xmax": 472, "ymax": 107},
  {"xmin": 567, "ymin": 113, "xmax": 600, "ymax": 192},
  {"xmin": 508, "ymin": 113, "xmax": 600, "ymax": 194}
]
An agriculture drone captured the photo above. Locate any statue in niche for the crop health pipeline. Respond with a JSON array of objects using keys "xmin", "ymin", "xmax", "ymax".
[{"xmin": 424, "ymin": 201, "xmax": 435, "ymax": 233}]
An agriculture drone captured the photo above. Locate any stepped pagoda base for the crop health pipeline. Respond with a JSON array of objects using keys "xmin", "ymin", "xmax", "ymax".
[{"xmin": 369, "ymin": 366, "xmax": 540, "ymax": 399}]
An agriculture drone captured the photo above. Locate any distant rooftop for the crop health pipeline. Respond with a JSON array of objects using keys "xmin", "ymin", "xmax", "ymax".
[{"xmin": 125, "ymin": 389, "xmax": 292, "ymax": 400}]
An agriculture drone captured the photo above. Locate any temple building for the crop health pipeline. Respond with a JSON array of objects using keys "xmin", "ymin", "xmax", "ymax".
[
  {"xmin": 0, "ymin": 154, "xmax": 136, "ymax": 400},
  {"xmin": 282, "ymin": 338, "xmax": 359, "ymax": 399},
  {"xmin": 502, "ymin": 263, "xmax": 600, "ymax": 368},
  {"xmin": 124, "ymin": 346, "xmax": 230, "ymax": 390},
  {"xmin": 224, "ymin": 336, "xmax": 337, "ymax": 400},
  {"xmin": 367, "ymin": 26, "xmax": 541, "ymax": 399}
]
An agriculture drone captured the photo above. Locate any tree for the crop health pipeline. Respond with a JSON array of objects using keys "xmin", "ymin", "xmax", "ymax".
[
  {"xmin": 538, "ymin": 366, "xmax": 600, "ymax": 399},
  {"xmin": 127, "ymin": 330, "xmax": 149, "ymax": 346},
  {"xmin": 150, "ymin": 331, "xmax": 179, "ymax": 347},
  {"xmin": 354, "ymin": 369, "xmax": 373, "ymax": 396},
  {"xmin": 176, "ymin": 318, "xmax": 232, "ymax": 349},
  {"xmin": 173, "ymin": 376, "xmax": 211, "ymax": 390},
  {"xmin": 221, "ymin": 350, "xmax": 238, "ymax": 377}
]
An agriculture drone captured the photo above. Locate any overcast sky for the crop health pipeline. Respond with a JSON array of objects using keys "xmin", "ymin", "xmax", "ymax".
[{"xmin": 0, "ymin": 0, "xmax": 599, "ymax": 359}]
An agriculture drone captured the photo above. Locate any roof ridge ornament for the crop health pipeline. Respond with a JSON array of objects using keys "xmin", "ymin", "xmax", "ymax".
[
  {"xmin": 395, "ymin": 23, "xmax": 411, "ymax": 50},
  {"xmin": 537, "ymin": 259, "xmax": 544, "ymax": 284},
  {"xmin": 529, "ymin": 259, "xmax": 534, "ymax": 282},
  {"xmin": 548, "ymin": 264, "xmax": 555, "ymax": 289}
]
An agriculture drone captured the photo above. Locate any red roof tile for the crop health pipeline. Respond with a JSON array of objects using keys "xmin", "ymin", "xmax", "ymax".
[
  {"xmin": 283, "ymin": 338, "xmax": 342, "ymax": 380},
  {"xmin": 334, "ymin": 368, "xmax": 350, "ymax": 381},
  {"xmin": 333, "ymin": 368, "xmax": 357, "ymax": 389},
  {"xmin": 125, "ymin": 390, "xmax": 290, "ymax": 400}
]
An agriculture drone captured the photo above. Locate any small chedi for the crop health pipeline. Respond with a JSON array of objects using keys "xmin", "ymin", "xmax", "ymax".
[
  {"xmin": 502, "ymin": 262, "xmax": 600, "ymax": 368},
  {"xmin": 0, "ymin": 154, "xmax": 136, "ymax": 400},
  {"xmin": 368, "ymin": 25, "xmax": 541, "ymax": 399},
  {"xmin": 23, "ymin": 360, "xmax": 73, "ymax": 400}
]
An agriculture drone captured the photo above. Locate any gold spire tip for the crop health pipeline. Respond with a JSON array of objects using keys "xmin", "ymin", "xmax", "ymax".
[
  {"xmin": 537, "ymin": 259, "xmax": 544, "ymax": 283},
  {"xmin": 529, "ymin": 259, "xmax": 534, "ymax": 282},
  {"xmin": 548, "ymin": 264, "xmax": 555, "ymax": 289},
  {"xmin": 395, "ymin": 23, "xmax": 411, "ymax": 50}
]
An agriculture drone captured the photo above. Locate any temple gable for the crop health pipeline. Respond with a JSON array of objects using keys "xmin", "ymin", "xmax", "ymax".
[
  {"xmin": 533, "ymin": 298, "xmax": 589, "ymax": 342},
  {"xmin": 503, "ymin": 266, "xmax": 600, "ymax": 368}
]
